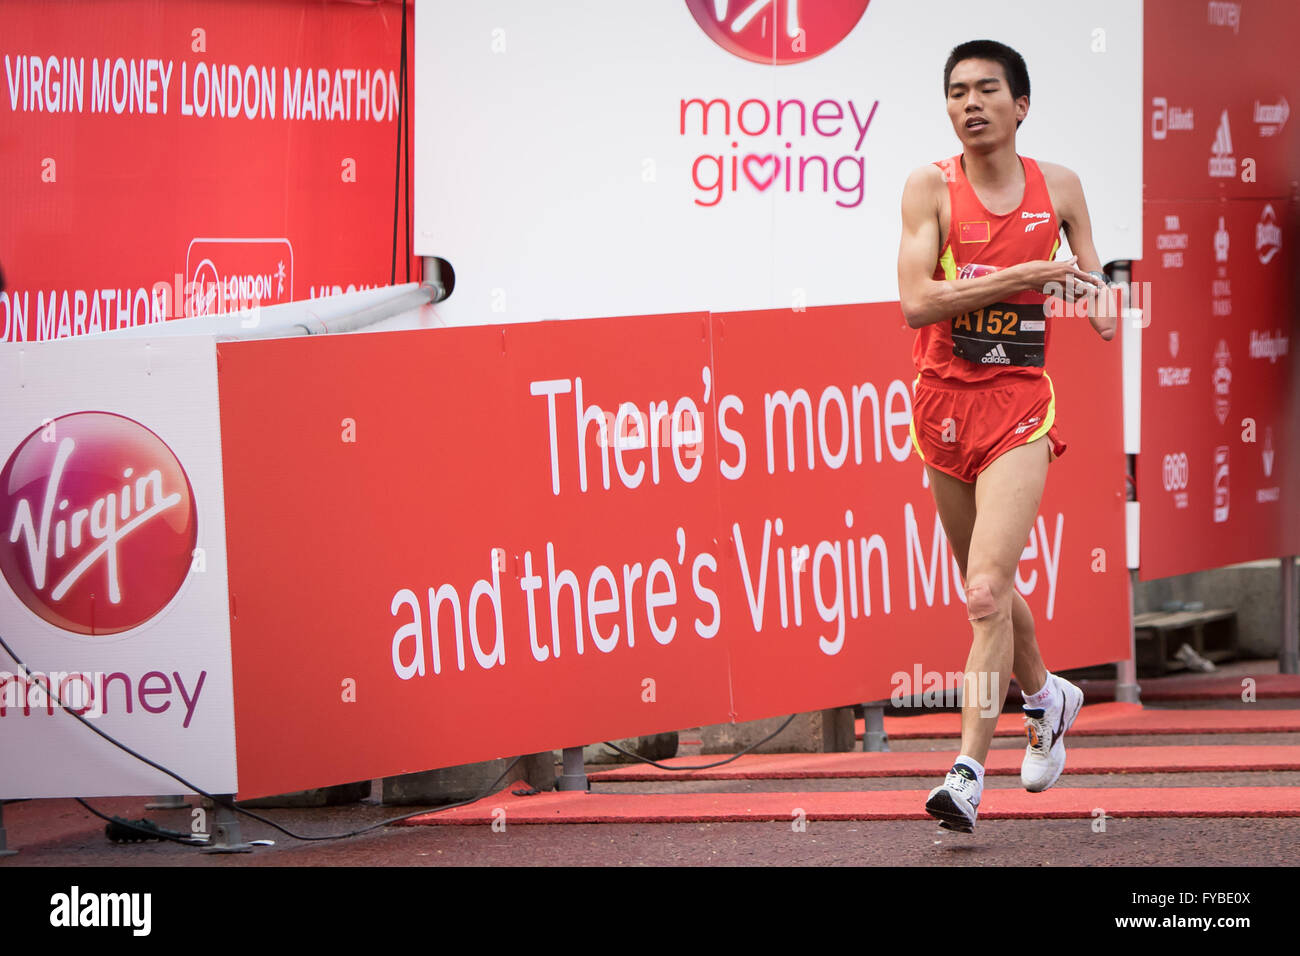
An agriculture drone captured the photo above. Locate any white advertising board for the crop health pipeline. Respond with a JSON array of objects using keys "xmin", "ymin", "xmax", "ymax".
[
  {"xmin": 414, "ymin": 0, "xmax": 1143, "ymax": 325},
  {"xmin": 0, "ymin": 335, "xmax": 237, "ymax": 798}
]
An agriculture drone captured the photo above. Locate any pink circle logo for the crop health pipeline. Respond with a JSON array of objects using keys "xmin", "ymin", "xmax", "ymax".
[
  {"xmin": 0, "ymin": 412, "xmax": 197, "ymax": 636},
  {"xmin": 686, "ymin": 0, "xmax": 870, "ymax": 65}
]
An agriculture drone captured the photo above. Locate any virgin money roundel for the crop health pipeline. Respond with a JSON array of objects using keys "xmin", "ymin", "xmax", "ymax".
[
  {"xmin": 685, "ymin": 0, "xmax": 871, "ymax": 65},
  {"xmin": 0, "ymin": 412, "xmax": 198, "ymax": 636}
]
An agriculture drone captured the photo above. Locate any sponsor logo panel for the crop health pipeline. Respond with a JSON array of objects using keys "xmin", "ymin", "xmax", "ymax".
[{"xmin": 0, "ymin": 412, "xmax": 197, "ymax": 636}]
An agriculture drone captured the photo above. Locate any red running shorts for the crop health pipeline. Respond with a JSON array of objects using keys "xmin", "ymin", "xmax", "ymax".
[{"xmin": 908, "ymin": 372, "xmax": 1067, "ymax": 484}]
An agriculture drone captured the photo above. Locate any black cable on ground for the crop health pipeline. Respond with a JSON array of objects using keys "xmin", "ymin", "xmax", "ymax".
[
  {"xmin": 598, "ymin": 714, "xmax": 798, "ymax": 771},
  {"xmin": 5, "ymin": 621, "xmax": 805, "ymax": 835},
  {"xmin": 74, "ymin": 799, "xmax": 206, "ymax": 847}
]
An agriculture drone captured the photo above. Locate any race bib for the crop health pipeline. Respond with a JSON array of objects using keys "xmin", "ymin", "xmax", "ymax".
[{"xmin": 950, "ymin": 301, "xmax": 1046, "ymax": 367}]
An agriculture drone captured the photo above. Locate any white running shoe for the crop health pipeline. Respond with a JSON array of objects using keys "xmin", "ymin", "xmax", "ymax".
[
  {"xmin": 1020, "ymin": 674, "xmax": 1084, "ymax": 792},
  {"xmin": 925, "ymin": 763, "xmax": 981, "ymax": 833}
]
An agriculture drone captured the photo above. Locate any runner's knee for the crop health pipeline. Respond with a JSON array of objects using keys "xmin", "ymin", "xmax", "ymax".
[{"xmin": 964, "ymin": 573, "xmax": 1008, "ymax": 622}]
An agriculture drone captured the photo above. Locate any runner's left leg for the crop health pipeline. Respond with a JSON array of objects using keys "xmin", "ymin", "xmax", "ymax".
[
  {"xmin": 958, "ymin": 437, "xmax": 1051, "ymax": 764},
  {"xmin": 925, "ymin": 463, "xmax": 1048, "ymax": 698}
]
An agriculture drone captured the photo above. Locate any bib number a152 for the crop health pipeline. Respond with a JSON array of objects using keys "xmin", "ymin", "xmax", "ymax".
[
  {"xmin": 951, "ymin": 302, "xmax": 1046, "ymax": 367},
  {"xmin": 950, "ymin": 265, "xmax": 1046, "ymax": 367}
]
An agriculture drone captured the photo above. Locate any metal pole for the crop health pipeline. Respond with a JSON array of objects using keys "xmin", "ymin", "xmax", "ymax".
[
  {"xmin": 556, "ymin": 747, "xmax": 589, "ymax": 791},
  {"xmin": 218, "ymin": 257, "xmax": 453, "ymax": 342},
  {"xmin": 421, "ymin": 256, "xmax": 455, "ymax": 303},
  {"xmin": 201, "ymin": 795, "xmax": 253, "ymax": 854},
  {"xmin": 1282, "ymin": 556, "xmax": 1299, "ymax": 675},
  {"xmin": 228, "ymin": 283, "xmax": 439, "ymax": 339},
  {"xmin": 0, "ymin": 803, "xmax": 17, "ymax": 857},
  {"xmin": 145, "ymin": 795, "xmax": 190, "ymax": 810},
  {"xmin": 1113, "ymin": 259, "xmax": 1141, "ymax": 704},
  {"xmin": 861, "ymin": 704, "xmax": 890, "ymax": 752},
  {"xmin": 1117, "ymin": 570, "xmax": 1143, "ymax": 703}
]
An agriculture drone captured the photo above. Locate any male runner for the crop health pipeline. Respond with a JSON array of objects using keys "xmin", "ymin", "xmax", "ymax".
[{"xmin": 896, "ymin": 39, "xmax": 1116, "ymax": 832}]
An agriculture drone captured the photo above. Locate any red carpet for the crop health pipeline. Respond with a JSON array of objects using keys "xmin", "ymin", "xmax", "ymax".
[
  {"xmin": 401, "ymin": 700, "xmax": 1300, "ymax": 828},
  {"xmin": 401, "ymin": 786, "xmax": 1300, "ymax": 825},
  {"xmin": 868, "ymin": 703, "xmax": 1300, "ymax": 738},
  {"xmin": 1088, "ymin": 673, "xmax": 1300, "ymax": 701},
  {"xmin": 587, "ymin": 745, "xmax": 1300, "ymax": 781}
]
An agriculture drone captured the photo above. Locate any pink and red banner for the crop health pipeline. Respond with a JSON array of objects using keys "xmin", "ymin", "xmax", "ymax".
[
  {"xmin": 217, "ymin": 303, "xmax": 1127, "ymax": 799},
  {"xmin": 0, "ymin": 0, "xmax": 415, "ymax": 344}
]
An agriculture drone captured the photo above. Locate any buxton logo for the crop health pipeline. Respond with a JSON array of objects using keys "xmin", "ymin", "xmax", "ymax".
[
  {"xmin": 1256, "ymin": 204, "xmax": 1282, "ymax": 264},
  {"xmin": 685, "ymin": 0, "xmax": 870, "ymax": 65},
  {"xmin": 0, "ymin": 412, "xmax": 197, "ymax": 636}
]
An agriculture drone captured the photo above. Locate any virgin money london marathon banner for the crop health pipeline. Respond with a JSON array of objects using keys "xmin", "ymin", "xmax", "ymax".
[
  {"xmin": 217, "ymin": 304, "xmax": 1127, "ymax": 800},
  {"xmin": 0, "ymin": 336, "xmax": 237, "ymax": 799},
  {"xmin": 0, "ymin": 0, "xmax": 416, "ymax": 345},
  {"xmin": 1135, "ymin": 0, "xmax": 1300, "ymax": 579},
  {"xmin": 412, "ymin": 0, "xmax": 1142, "ymax": 326}
]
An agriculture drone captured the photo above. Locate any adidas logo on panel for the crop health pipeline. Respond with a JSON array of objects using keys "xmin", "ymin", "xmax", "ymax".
[{"xmin": 1209, "ymin": 110, "xmax": 1235, "ymax": 177}]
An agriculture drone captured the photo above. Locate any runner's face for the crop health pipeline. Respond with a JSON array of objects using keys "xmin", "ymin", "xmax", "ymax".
[{"xmin": 946, "ymin": 58, "xmax": 1025, "ymax": 147}]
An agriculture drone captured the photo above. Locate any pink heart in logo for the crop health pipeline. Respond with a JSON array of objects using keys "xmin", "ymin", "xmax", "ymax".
[{"xmin": 742, "ymin": 154, "xmax": 780, "ymax": 191}]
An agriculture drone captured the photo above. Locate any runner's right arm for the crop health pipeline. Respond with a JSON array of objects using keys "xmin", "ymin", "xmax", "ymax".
[{"xmin": 897, "ymin": 165, "xmax": 1096, "ymax": 329}]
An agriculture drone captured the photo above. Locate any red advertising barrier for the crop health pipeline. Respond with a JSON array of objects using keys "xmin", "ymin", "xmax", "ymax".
[
  {"xmin": 1137, "ymin": 0, "xmax": 1300, "ymax": 580},
  {"xmin": 218, "ymin": 312, "xmax": 734, "ymax": 796},
  {"xmin": 1137, "ymin": 199, "xmax": 1297, "ymax": 579},
  {"xmin": 0, "ymin": 0, "xmax": 415, "ymax": 344},
  {"xmin": 217, "ymin": 302, "xmax": 1127, "ymax": 800},
  {"xmin": 713, "ymin": 305, "xmax": 1129, "ymax": 721}
]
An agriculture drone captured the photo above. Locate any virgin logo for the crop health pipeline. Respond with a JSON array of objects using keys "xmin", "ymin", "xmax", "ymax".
[
  {"xmin": 686, "ymin": 0, "xmax": 870, "ymax": 65},
  {"xmin": 0, "ymin": 412, "xmax": 197, "ymax": 636}
]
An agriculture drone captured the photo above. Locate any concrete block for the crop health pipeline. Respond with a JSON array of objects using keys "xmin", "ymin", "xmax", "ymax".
[
  {"xmin": 380, "ymin": 752, "xmax": 555, "ymax": 806},
  {"xmin": 1135, "ymin": 558, "xmax": 1299, "ymax": 658},
  {"xmin": 700, "ymin": 708, "xmax": 855, "ymax": 755},
  {"xmin": 239, "ymin": 780, "xmax": 371, "ymax": 809},
  {"xmin": 582, "ymin": 733, "xmax": 679, "ymax": 764}
]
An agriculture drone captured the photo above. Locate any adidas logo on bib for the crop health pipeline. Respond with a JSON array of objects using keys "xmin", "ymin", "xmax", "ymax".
[{"xmin": 982, "ymin": 343, "xmax": 1011, "ymax": 364}]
